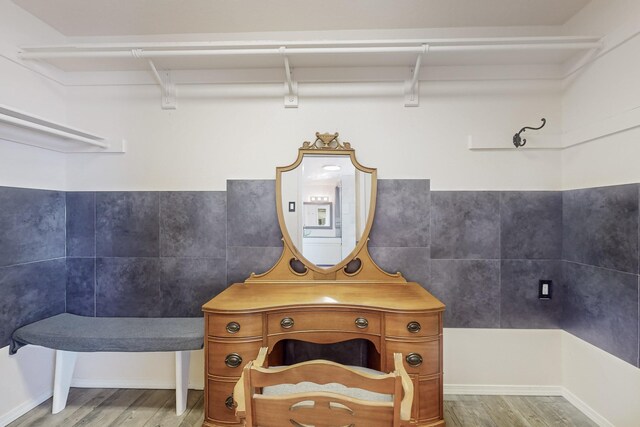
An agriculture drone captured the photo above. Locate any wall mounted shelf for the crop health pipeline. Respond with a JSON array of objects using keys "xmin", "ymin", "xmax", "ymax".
[
  {"xmin": 0, "ymin": 105, "xmax": 125, "ymax": 153},
  {"xmin": 18, "ymin": 36, "xmax": 602, "ymax": 109},
  {"xmin": 467, "ymin": 105, "xmax": 640, "ymax": 151}
]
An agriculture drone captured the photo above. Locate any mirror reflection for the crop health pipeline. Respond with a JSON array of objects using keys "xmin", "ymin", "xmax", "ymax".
[{"xmin": 281, "ymin": 154, "xmax": 373, "ymax": 268}]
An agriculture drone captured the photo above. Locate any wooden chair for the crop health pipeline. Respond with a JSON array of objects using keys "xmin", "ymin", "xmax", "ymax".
[{"xmin": 234, "ymin": 347, "xmax": 413, "ymax": 427}]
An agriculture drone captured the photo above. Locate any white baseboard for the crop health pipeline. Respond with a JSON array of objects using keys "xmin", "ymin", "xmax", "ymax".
[
  {"xmin": 71, "ymin": 378, "xmax": 204, "ymax": 391},
  {"xmin": 444, "ymin": 384, "xmax": 612, "ymax": 427},
  {"xmin": 0, "ymin": 390, "xmax": 52, "ymax": 427},
  {"xmin": 561, "ymin": 387, "xmax": 614, "ymax": 427},
  {"xmin": 444, "ymin": 384, "xmax": 563, "ymax": 396}
]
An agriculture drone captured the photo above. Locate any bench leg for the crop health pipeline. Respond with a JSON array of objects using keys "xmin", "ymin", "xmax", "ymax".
[
  {"xmin": 175, "ymin": 350, "xmax": 190, "ymax": 416},
  {"xmin": 52, "ymin": 350, "xmax": 77, "ymax": 414}
]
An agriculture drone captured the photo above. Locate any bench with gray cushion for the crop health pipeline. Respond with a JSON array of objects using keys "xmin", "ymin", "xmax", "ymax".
[{"xmin": 10, "ymin": 313, "xmax": 204, "ymax": 415}]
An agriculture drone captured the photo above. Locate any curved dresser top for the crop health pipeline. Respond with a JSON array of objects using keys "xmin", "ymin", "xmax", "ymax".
[{"xmin": 202, "ymin": 282, "xmax": 445, "ymax": 314}]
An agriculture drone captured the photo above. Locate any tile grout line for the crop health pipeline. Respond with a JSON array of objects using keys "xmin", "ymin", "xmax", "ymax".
[
  {"xmin": 94, "ymin": 191, "xmax": 97, "ymax": 317},
  {"xmin": 498, "ymin": 192, "xmax": 502, "ymax": 328},
  {"xmin": 225, "ymin": 188, "xmax": 229, "ymax": 288},
  {"xmin": 225, "ymin": 183, "xmax": 229, "ymax": 287},
  {"xmin": 158, "ymin": 191, "xmax": 162, "ymax": 315},
  {"xmin": 0, "ymin": 257, "xmax": 67, "ymax": 269},
  {"xmin": 64, "ymin": 192, "xmax": 67, "ymax": 314},
  {"xmin": 562, "ymin": 259, "xmax": 639, "ymax": 277},
  {"xmin": 560, "ymin": 190, "xmax": 565, "ymax": 329}
]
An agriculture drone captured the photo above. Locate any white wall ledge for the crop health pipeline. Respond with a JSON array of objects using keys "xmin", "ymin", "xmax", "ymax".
[
  {"xmin": 468, "ymin": 105, "xmax": 640, "ymax": 151},
  {"xmin": 0, "ymin": 104, "xmax": 125, "ymax": 153}
]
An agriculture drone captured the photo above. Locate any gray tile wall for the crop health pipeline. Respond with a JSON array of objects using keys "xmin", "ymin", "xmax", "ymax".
[
  {"xmin": 61, "ymin": 183, "xmax": 566, "ymax": 331},
  {"xmin": 0, "ymin": 187, "xmax": 66, "ymax": 347},
  {"xmin": 369, "ymin": 180, "xmax": 431, "ymax": 284},
  {"xmin": 226, "ymin": 180, "xmax": 283, "ymax": 284},
  {"xmin": 562, "ymin": 184, "xmax": 640, "ymax": 367},
  {"xmin": 428, "ymin": 190, "xmax": 563, "ymax": 331},
  {"xmin": 563, "ymin": 184, "xmax": 638, "ymax": 273},
  {"xmin": 3, "ymin": 181, "xmax": 638, "ymax": 369},
  {"xmin": 66, "ymin": 191, "xmax": 227, "ymax": 318}
]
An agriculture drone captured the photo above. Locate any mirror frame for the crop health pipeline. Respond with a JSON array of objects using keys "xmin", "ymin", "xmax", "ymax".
[{"xmin": 275, "ymin": 133, "xmax": 377, "ymax": 274}]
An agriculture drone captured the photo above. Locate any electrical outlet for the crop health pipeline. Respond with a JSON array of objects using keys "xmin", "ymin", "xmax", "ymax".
[
  {"xmin": 539, "ymin": 280, "xmax": 552, "ymax": 299},
  {"xmin": 288, "ymin": 202, "xmax": 296, "ymax": 212}
]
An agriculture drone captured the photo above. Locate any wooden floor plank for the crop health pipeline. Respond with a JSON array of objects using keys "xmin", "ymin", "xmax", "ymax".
[
  {"xmin": 9, "ymin": 389, "xmax": 600, "ymax": 427},
  {"xmin": 178, "ymin": 392, "xmax": 204, "ymax": 427},
  {"xmin": 46, "ymin": 388, "xmax": 120, "ymax": 427},
  {"xmin": 504, "ymin": 396, "xmax": 551, "ymax": 427},
  {"xmin": 480, "ymin": 396, "xmax": 531, "ymax": 427},
  {"xmin": 108, "ymin": 389, "xmax": 174, "ymax": 427},
  {"xmin": 69, "ymin": 388, "xmax": 147, "ymax": 427},
  {"xmin": 6, "ymin": 398, "xmax": 53, "ymax": 427},
  {"xmin": 141, "ymin": 394, "xmax": 185, "ymax": 427},
  {"xmin": 446, "ymin": 396, "xmax": 498, "ymax": 427},
  {"xmin": 143, "ymin": 389, "xmax": 202, "ymax": 427},
  {"xmin": 8, "ymin": 388, "xmax": 115, "ymax": 427},
  {"xmin": 443, "ymin": 399, "xmax": 464, "ymax": 427},
  {"xmin": 522, "ymin": 396, "xmax": 574, "ymax": 427},
  {"xmin": 546, "ymin": 396, "xmax": 599, "ymax": 427}
]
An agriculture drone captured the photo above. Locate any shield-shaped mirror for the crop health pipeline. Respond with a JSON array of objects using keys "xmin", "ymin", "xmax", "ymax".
[{"xmin": 277, "ymin": 133, "xmax": 376, "ymax": 272}]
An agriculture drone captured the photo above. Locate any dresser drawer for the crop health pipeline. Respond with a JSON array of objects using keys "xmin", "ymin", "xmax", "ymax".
[
  {"xmin": 267, "ymin": 310, "xmax": 381, "ymax": 335},
  {"xmin": 207, "ymin": 339, "xmax": 262, "ymax": 377},
  {"xmin": 206, "ymin": 377, "xmax": 240, "ymax": 424},
  {"xmin": 385, "ymin": 339, "xmax": 440, "ymax": 376},
  {"xmin": 207, "ymin": 313, "xmax": 262, "ymax": 338},
  {"xmin": 385, "ymin": 312, "xmax": 440, "ymax": 338},
  {"xmin": 418, "ymin": 376, "xmax": 442, "ymax": 421}
]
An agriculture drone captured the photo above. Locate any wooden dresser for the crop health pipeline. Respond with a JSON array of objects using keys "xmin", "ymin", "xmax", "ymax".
[
  {"xmin": 202, "ymin": 134, "xmax": 445, "ymax": 426},
  {"xmin": 202, "ymin": 282, "xmax": 445, "ymax": 427}
]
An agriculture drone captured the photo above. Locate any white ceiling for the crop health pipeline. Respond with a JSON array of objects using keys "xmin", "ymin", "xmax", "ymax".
[{"xmin": 12, "ymin": 0, "xmax": 591, "ymax": 37}]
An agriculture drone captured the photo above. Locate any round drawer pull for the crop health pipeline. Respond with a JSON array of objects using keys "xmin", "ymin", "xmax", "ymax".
[
  {"xmin": 225, "ymin": 353, "xmax": 243, "ymax": 368},
  {"xmin": 226, "ymin": 321, "xmax": 240, "ymax": 334},
  {"xmin": 407, "ymin": 321, "xmax": 421, "ymax": 333},
  {"xmin": 406, "ymin": 353, "xmax": 423, "ymax": 367},
  {"xmin": 280, "ymin": 317, "xmax": 295, "ymax": 329},
  {"xmin": 225, "ymin": 394, "xmax": 235, "ymax": 410},
  {"xmin": 355, "ymin": 317, "xmax": 369, "ymax": 329}
]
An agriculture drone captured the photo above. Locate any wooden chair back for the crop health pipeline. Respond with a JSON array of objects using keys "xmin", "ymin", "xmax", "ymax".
[{"xmin": 234, "ymin": 347, "xmax": 413, "ymax": 427}]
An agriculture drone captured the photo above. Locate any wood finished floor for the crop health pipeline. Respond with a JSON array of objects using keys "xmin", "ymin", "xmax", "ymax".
[{"xmin": 8, "ymin": 388, "xmax": 598, "ymax": 427}]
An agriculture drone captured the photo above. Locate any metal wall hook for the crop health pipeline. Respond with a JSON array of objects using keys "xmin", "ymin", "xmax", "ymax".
[{"xmin": 513, "ymin": 118, "xmax": 546, "ymax": 148}]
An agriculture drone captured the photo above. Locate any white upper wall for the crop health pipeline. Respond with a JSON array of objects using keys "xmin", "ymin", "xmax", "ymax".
[
  {"xmin": 0, "ymin": 0, "xmax": 66, "ymax": 117},
  {"xmin": 560, "ymin": 0, "xmax": 640, "ymax": 189},
  {"xmin": 3, "ymin": 0, "xmax": 639, "ymax": 192},
  {"xmin": 56, "ymin": 25, "xmax": 567, "ymax": 191},
  {"xmin": 64, "ymin": 79, "xmax": 562, "ymax": 191},
  {"xmin": 0, "ymin": 0, "xmax": 67, "ymax": 190}
]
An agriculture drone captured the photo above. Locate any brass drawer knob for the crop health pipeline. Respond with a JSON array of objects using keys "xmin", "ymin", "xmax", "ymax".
[
  {"xmin": 280, "ymin": 317, "xmax": 294, "ymax": 329},
  {"xmin": 225, "ymin": 394, "xmax": 235, "ymax": 410},
  {"xmin": 406, "ymin": 353, "xmax": 423, "ymax": 367},
  {"xmin": 407, "ymin": 321, "xmax": 421, "ymax": 333},
  {"xmin": 355, "ymin": 317, "xmax": 369, "ymax": 329},
  {"xmin": 225, "ymin": 353, "xmax": 243, "ymax": 368},
  {"xmin": 226, "ymin": 321, "xmax": 240, "ymax": 334}
]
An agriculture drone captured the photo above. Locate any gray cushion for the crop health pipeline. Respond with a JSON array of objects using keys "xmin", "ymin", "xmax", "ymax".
[
  {"xmin": 262, "ymin": 365, "xmax": 393, "ymax": 402},
  {"xmin": 10, "ymin": 313, "xmax": 204, "ymax": 355}
]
